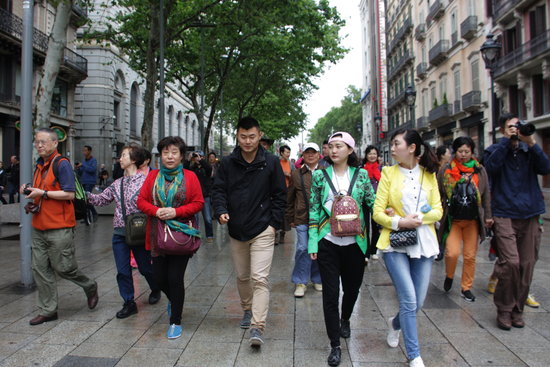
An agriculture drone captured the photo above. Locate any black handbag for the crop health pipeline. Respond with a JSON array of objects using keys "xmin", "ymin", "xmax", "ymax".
[
  {"xmin": 389, "ymin": 171, "xmax": 424, "ymax": 248},
  {"xmin": 121, "ymin": 177, "xmax": 147, "ymax": 246}
]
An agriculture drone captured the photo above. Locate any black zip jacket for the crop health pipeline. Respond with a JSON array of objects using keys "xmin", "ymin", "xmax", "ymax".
[{"xmin": 212, "ymin": 145, "xmax": 287, "ymax": 241}]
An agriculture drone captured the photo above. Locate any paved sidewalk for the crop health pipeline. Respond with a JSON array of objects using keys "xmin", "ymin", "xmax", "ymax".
[{"xmin": 0, "ymin": 217, "xmax": 549, "ymax": 367}]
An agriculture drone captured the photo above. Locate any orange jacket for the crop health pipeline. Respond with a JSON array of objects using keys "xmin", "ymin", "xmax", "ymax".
[{"xmin": 32, "ymin": 152, "xmax": 76, "ymax": 230}]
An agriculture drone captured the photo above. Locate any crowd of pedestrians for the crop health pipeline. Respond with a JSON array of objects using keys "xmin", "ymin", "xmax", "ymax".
[{"xmin": 10, "ymin": 112, "xmax": 550, "ymax": 367}]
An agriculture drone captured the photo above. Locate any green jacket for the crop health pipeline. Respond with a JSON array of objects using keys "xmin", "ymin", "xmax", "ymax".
[{"xmin": 308, "ymin": 166, "xmax": 376, "ymax": 254}]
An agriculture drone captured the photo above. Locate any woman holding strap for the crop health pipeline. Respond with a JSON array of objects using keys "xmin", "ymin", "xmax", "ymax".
[
  {"xmin": 373, "ymin": 129, "xmax": 442, "ymax": 367},
  {"xmin": 87, "ymin": 144, "xmax": 160, "ymax": 319},
  {"xmin": 137, "ymin": 136, "xmax": 204, "ymax": 339}
]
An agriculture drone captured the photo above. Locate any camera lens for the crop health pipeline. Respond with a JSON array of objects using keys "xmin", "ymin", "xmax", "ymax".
[{"xmin": 518, "ymin": 121, "xmax": 536, "ymax": 136}]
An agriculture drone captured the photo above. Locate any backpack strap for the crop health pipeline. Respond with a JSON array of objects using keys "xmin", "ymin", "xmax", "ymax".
[
  {"xmin": 321, "ymin": 169, "xmax": 338, "ymax": 196},
  {"xmin": 51, "ymin": 155, "xmax": 69, "ymax": 185},
  {"xmin": 347, "ymin": 168, "xmax": 360, "ymax": 196}
]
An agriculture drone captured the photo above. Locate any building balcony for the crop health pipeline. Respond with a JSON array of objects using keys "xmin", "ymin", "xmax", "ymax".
[
  {"xmin": 462, "ymin": 90, "xmax": 482, "ymax": 111},
  {"xmin": 429, "ymin": 39, "xmax": 450, "ymax": 66},
  {"xmin": 427, "ymin": 0, "xmax": 445, "ymax": 24},
  {"xmin": 460, "ymin": 15, "xmax": 478, "ymax": 41},
  {"xmin": 451, "ymin": 31, "xmax": 459, "ymax": 47},
  {"xmin": 387, "ymin": 90, "xmax": 407, "ymax": 110},
  {"xmin": 416, "ymin": 63, "xmax": 428, "ymax": 79},
  {"xmin": 494, "ymin": 29, "xmax": 550, "ymax": 79},
  {"xmin": 416, "ymin": 116, "xmax": 429, "ymax": 130},
  {"xmin": 388, "ymin": 51, "xmax": 414, "ymax": 81},
  {"xmin": 429, "ymin": 103, "xmax": 452, "ymax": 125},
  {"xmin": 453, "ymin": 100, "xmax": 462, "ymax": 115},
  {"xmin": 388, "ymin": 17, "xmax": 413, "ymax": 54},
  {"xmin": 415, "ymin": 24, "xmax": 426, "ymax": 41},
  {"xmin": 0, "ymin": 7, "xmax": 87, "ymax": 79}
]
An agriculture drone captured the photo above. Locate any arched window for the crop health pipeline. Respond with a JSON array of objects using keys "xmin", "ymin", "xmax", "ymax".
[
  {"xmin": 130, "ymin": 82, "xmax": 139, "ymax": 136},
  {"xmin": 113, "ymin": 71, "xmax": 126, "ymax": 129},
  {"xmin": 177, "ymin": 111, "xmax": 182, "ymax": 138},
  {"xmin": 168, "ymin": 106, "xmax": 174, "ymax": 136},
  {"xmin": 192, "ymin": 120, "xmax": 196, "ymax": 147}
]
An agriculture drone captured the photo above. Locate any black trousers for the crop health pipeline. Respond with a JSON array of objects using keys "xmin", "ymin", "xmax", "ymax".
[
  {"xmin": 366, "ymin": 217, "xmax": 380, "ymax": 258},
  {"xmin": 317, "ymin": 238, "xmax": 365, "ymax": 347},
  {"xmin": 152, "ymin": 254, "xmax": 190, "ymax": 325}
]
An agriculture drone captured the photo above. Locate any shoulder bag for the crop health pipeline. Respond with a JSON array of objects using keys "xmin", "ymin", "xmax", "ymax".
[
  {"xmin": 121, "ymin": 177, "xmax": 148, "ymax": 246},
  {"xmin": 389, "ymin": 170, "xmax": 424, "ymax": 248}
]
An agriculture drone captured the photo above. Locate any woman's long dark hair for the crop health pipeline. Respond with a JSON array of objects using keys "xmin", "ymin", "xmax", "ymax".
[{"xmin": 390, "ymin": 128, "xmax": 438, "ymax": 173}]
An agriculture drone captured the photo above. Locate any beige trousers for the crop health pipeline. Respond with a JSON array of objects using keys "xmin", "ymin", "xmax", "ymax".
[{"xmin": 229, "ymin": 225, "xmax": 275, "ymax": 331}]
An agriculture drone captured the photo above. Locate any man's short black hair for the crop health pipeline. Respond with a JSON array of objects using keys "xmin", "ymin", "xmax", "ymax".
[
  {"xmin": 237, "ymin": 116, "xmax": 260, "ymax": 131},
  {"xmin": 84, "ymin": 145, "xmax": 92, "ymax": 151},
  {"xmin": 157, "ymin": 136, "xmax": 186, "ymax": 157},
  {"xmin": 499, "ymin": 112, "xmax": 518, "ymax": 128},
  {"xmin": 279, "ymin": 145, "xmax": 291, "ymax": 154}
]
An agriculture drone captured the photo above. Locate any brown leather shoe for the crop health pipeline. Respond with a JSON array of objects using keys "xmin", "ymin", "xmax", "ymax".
[
  {"xmin": 87, "ymin": 283, "xmax": 99, "ymax": 310},
  {"xmin": 497, "ymin": 311, "xmax": 512, "ymax": 330},
  {"xmin": 29, "ymin": 313, "xmax": 58, "ymax": 325},
  {"xmin": 511, "ymin": 312, "xmax": 525, "ymax": 328}
]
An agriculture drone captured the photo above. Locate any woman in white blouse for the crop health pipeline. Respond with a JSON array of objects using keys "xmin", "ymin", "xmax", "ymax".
[{"xmin": 373, "ymin": 129, "xmax": 443, "ymax": 367}]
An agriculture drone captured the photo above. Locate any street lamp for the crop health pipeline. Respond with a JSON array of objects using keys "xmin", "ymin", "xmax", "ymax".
[
  {"xmin": 405, "ymin": 85, "xmax": 416, "ymax": 128},
  {"xmin": 480, "ymin": 33, "xmax": 502, "ymax": 143}
]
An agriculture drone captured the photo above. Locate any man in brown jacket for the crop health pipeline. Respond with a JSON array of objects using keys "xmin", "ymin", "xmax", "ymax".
[{"xmin": 286, "ymin": 143, "xmax": 323, "ymax": 297}]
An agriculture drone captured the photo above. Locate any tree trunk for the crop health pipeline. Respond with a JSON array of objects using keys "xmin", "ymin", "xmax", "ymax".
[
  {"xmin": 34, "ymin": 0, "xmax": 72, "ymax": 128},
  {"xmin": 141, "ymin": 2, "xmax": 160, "ymax": 151}
]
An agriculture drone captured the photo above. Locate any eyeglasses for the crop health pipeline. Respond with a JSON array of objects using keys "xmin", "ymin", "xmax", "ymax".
[{"xmin": 33, "ymin": 140, "xmax": 52, "ymax": 146}]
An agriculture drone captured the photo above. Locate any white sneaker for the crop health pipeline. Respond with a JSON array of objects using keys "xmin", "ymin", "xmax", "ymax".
[
  {"xmin": 372, "ymin": 254, "xmax": 379, "ymax": 260},
  {"xmin": 409, "ymin": 356, "xmax": 425, "ymax": 367},
  {"xmin": 313, "ymin": 283, "xmax": 323, "ymax": 292},
  {"xmin": 387, "ymin": 317, "xmax": 400, "ymax": 348},
  {"xmin": 294, "ymin": 284, "xmax": 306, "ymax": 298}
]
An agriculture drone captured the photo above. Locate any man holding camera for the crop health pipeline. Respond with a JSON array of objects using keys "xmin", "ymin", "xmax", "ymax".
[
  {"xmin": 187, "ymin": 151, "xmax": 214, "ymax": 241},
  {"xmin": 22, "ymin": 128, "xmax": 98, "ymax": 325},
  {"xmin": 483, "ymin": 113, "xmax": 550, "ymax": 330}
]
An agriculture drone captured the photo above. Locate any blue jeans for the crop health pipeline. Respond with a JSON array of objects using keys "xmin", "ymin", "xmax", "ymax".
[
  {"xmin": 82, "ymin": 184, "xmax": 97, "ymax": 216},
  {"xmin": 201, "ymin": 196, "xmax": 213, "ymax": 238},
  {"xmin": 112, "ymin": 234, "xmax": 158, "ymax": 302},
  {"xmin": 291, "ymin": 224, "xmax": 321, "ymax": 284},
  {"xmin": 383, "ymin": 252, "xmax": 434, "ymax": 360}
]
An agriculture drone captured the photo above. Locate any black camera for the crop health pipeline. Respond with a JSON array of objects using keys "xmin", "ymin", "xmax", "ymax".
[
  {"xmin": 23, "ymin": 183, "xmax": 33, "ymax": 195},
  {"xmin": 515, "ymin": 120, "xmax": 536, "ymax": 136}
]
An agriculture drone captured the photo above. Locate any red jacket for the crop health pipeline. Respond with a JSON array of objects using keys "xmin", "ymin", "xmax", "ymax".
[{"xmin": 137, "ymin": 168, "xmax": 204, "ymax": 251}]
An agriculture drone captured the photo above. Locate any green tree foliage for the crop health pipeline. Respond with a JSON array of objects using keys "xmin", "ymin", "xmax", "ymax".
[
  {"xmin": 309, "ymin": 86, "xmax": 362, "ymax": 147},
  {"xmin": 89, "ymin": 0, "xmax": 346, "ymax": 150}
]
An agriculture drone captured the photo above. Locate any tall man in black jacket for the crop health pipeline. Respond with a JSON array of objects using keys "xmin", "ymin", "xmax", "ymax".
[{"xmin": 212, "ymin": 116, "xmax": 287, "ymax": 348}]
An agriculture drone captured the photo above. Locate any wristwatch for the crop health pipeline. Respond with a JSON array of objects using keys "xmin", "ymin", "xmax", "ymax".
[{"xmin": 42, "ymin": 190, "xmax": 49, "ymax": 199}]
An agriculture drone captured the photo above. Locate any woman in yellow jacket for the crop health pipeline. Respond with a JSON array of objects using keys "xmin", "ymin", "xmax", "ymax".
[{"xmin": 373, "ymin": 129, "xmax": 442, "ymax": 367}]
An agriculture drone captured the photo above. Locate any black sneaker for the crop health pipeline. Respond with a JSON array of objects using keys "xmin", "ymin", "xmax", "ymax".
[
  {"xmin": 339, "ymin": 319, "xmax": 350, "ymax": 338},
  {"xmin": 116, "ymin": 300, "xmax": 138, "ymax": 319},
  {"xmin": 240, "ymin": 310, "xmax": 252, "ymax": 329},
  {"xmin": 461, "ymin": 289, "xmax": 476, "ymax": 302},
  {"xmin": 444, "ymin": 277, "xmax": 453, "ymax": 292},
  {"xmin": 327, "ymin": 346, "xmax": 341, "ymax": 366},
  {"xmin": 148, "ymin": 290, "xmax": 161, "ymax": 305},
  {"xmin": 249, "ymin": 328, "xmax": 264, "ymax": 347}
]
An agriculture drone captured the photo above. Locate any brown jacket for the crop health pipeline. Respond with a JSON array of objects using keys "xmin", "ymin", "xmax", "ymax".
[
  {"xmin": 437, "ymin": 162, "xmax": 492, "ymax": 241},
  {"xmin": 285, "ymin": 165, "xmax": 315, "ymax": 226}
]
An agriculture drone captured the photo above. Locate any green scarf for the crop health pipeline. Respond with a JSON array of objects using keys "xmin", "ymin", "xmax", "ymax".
[{"xmin": 154, "ymin": 164, "xmax": 201, "ymax": 237}]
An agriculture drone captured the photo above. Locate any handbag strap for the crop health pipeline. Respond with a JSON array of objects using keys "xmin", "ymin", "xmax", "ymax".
[
  {"xmin": 120, "ymin": 177, "xmax": 127, "ymax": 220},
  {"xmin": 414, "ymin": 170, "xmax": 424, "ymax": 212},
  {"xmin": 299, "ymin": 170, "xmax": 309, "ymax": 213}
]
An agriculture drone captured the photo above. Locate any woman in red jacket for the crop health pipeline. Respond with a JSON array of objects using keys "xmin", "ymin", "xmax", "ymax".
[
  {"xmin": 363, "ymin": 145, "xmax": 382, "ymax": 262},
  {"xmin": 137, "ymin": 136, "xmax": 204, "ymax": 340}
]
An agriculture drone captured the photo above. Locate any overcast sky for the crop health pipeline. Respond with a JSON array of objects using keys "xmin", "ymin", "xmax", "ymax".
[{"xmin": 288, "ymin": 1, "xmax": 362, "ymax": 155}]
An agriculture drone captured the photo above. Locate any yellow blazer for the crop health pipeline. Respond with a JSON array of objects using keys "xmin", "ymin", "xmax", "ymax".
[{"xmin": 373, "ymin": 164, "xmax": 443, "ymax": 250}]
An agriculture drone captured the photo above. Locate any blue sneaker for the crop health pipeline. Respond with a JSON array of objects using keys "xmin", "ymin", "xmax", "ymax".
[
  {"xmin": 167, "ymin": 302, "xmax": 171, "ymax": 318},
  {"xmin": 167, "ymin": 324, "xmax": 182, "ymax": 339}
]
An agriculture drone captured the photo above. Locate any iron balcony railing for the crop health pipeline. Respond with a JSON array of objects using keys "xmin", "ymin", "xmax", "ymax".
[
  {"xmin": 388, "ymin": 17, "xmax": 413, "ymax": 54},
  {"xmin": 0, "ymin": 7, "xmax": 48, "ymax": 52},
  {"xmin": 416, "ymin": 63, "xmax": 428, "ymax": 79},
  {"xmin": 415, "ymin": 23, "xmax": 426, "ymax": 41},
  {"xmin": 453, "ymin": 100, "xmax": 462, "ymax": 115},
  {"xmin": 429, "ymin": 103, "xmax": 452, "ymax": 124},
  {"xmin": 387, "ymin": 89, "xmax": 407, "ymax": 110},
  {"xmin": 461, "ymin": 15, "xmax": 478, "ymax": 41},
  {"xmin": 416, "ymin": 116, "xmax": 429, "ymax": 129},
  {"xmin": 429, "ymin": 39, "xmax": 450, "ymax": 66},
  {"xmin": 427, "ymin": 0, "xmax": 444, "ymax": 23},
  {"xmin": 451, "ymin": 31, "xmax": 458, "ymax": 46},
  {"xmin": 388, "ymin": 50, "xmax": 414, "ymax": 81},
  {"xmin": 462, "ymin": 90, "xmax": 481, "ymax": 111},
  {"xmin": 493, "ymin": 0, "xmax": 520, "ymax": 23},
  {"xmin": 494, "ymin": 29, "xmax": 550, "ymax": 78}
]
